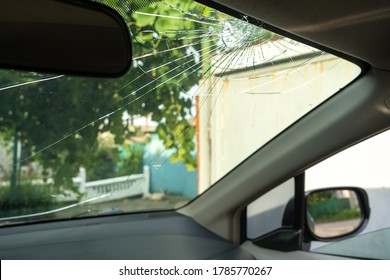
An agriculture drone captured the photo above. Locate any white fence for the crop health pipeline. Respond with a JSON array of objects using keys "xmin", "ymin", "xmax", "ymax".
[{"xmin": 63, "ymin": 166, "xmax": 150, "ymax": 204}]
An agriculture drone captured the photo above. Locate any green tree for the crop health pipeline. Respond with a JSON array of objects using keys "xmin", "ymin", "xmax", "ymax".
[{"xmin": 0, "ymin": 0, "xmax": 204, "ymax": 190}]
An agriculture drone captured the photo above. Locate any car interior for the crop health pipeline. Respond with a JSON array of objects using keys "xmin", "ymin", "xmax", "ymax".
[{"xmin": 0, "ymin": 0, "xmax": 389, "ymax": 260}]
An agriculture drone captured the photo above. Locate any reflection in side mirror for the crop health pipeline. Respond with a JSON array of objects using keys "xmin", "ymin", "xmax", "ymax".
[{"xmin": 306, "ymin": 188, "xmax": 369, "ymax": 239}]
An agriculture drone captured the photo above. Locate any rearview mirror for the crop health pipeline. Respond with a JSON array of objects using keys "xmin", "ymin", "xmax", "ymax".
[
  {"xmin": 306, "ymin": 187, "xmax": 370, "ymax": 240},
  {"xmin": 0, "ymin": 0, "xmax": 132, "ymax": 77}
]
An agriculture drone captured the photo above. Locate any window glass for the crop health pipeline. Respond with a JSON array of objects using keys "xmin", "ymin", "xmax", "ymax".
[
  {"xmin": 247, "ymin": 179, "xmax": 294, "ymax": 239},
  {"xmin": 0, "ymin": 0, "xmax": 360, "ymax": 226}
]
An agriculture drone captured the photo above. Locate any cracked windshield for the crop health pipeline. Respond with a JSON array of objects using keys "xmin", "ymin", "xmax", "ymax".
[{"xmin": 0, "ymin": 0, "xmax": 360, "ymax": 225}]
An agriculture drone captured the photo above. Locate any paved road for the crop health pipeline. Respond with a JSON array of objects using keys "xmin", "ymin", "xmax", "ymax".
[
  {"xmin": 361, "ymin": 188, "xmax": 390, "ymax": 233},
  {"xmin": 314, "ymin": 218, "xmax": 361, "ymax": 238}
]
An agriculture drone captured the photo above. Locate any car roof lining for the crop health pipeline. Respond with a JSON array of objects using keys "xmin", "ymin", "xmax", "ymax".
[{"xmin": 202, "ymin": 0, "xmax": 390, "ymax": 71}]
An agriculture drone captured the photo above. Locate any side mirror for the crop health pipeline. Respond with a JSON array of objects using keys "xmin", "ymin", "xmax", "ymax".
[
  {"xmin": 0, "ymin": 0, "xmax": 132, "ymax": 77},
  {"xmin": 305, "ymin": 187, "xmax": 370, "ymax": 241}
]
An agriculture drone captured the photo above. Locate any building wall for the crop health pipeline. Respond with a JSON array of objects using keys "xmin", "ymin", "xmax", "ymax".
[{"xmin": 198, "ymin": 55, "xmax": 360, "ymax": 192}]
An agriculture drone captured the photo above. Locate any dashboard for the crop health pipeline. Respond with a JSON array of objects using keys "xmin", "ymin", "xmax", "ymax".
[{"xmin": 0, "ymin": 211, "xmax": 254, "ymax": 259}]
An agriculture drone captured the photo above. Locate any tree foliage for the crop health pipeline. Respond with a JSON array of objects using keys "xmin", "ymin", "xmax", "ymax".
[{"xmin": 0, "ymin": 0, "xmax": 203, "ymax": 188}]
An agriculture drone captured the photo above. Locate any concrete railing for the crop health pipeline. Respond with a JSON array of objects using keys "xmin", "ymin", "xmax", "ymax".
[
  {"xmin": 67, "ymin": 166, "xmax": 150, "ymax": 203},
  {"xmin": 83, "ymin": 166, "xmax": 150, "ymax": 203}
]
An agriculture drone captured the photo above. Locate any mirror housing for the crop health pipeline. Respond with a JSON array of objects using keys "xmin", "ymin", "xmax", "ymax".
[
  {"xmin": 305, "ymin": 187, "xmax": 370, "ymax": 241},
  {"xmin": 0, "ymin": 0, "xmax": 132, "ymax": 77}
]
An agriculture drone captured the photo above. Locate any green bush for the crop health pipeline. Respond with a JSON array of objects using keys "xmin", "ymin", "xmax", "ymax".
[
  {"xmin": 117, "ymin": 144, "xmax": 144, "ymax": 176},
  {"xmin": 0, "ymin": 184, "xmax": 56, "ymax": 211},
  {"xmin": 89, "ymin": 148, "xmax": 118, "ymax": 181},
  {"xmin": 88, "ymin": 144, "xmax": 144, "ymax": 181},
  {"xmin": 329, "ymin": 208, "xmax": 361, "ymax": 222}
]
